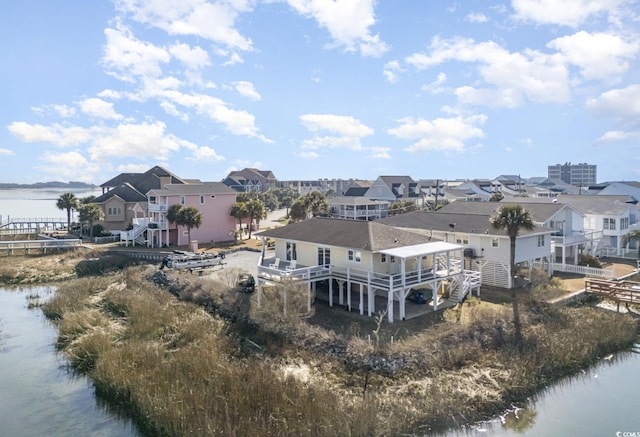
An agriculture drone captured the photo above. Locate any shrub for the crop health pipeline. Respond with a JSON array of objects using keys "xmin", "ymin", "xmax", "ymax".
[{"xmin": 578, "ymin": 254, "xmax": 602, "ymax": 268}]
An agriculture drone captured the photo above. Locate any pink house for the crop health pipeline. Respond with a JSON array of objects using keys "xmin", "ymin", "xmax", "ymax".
[{"xmin": 146, "ymin": 182, "xmax": 237, "ymax": 248}]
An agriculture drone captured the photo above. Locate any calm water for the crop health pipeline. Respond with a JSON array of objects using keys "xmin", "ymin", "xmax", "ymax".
[
  {"xmin": 0, "ymin": 287, "xmax": 139, "ymax": 437},
  {"xmin": 0, "ymin": 188, "xmax": 102, "ymax": 222},
  {"xmin": 442, "ymin": 345, "xmax": 640, "ymax": 436}
]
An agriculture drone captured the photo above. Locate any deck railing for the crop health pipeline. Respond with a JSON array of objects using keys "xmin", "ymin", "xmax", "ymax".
[{"xmin": 0, "ymin": 239, "xmax": 82, "ymax": 254}]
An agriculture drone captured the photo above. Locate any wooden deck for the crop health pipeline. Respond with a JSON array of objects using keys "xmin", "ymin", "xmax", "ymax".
[{"xmin": 585, "ymin": 278, "xmax": 640, "ymax": 307}]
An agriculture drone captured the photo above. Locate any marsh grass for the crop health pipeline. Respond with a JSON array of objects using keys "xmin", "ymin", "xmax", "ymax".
[
  {"xmin": 40, "ymin": 262, "xmax": 639, "ymax": 436},
  {"xmin": 45, "ymin": 268, "xmax": 378, "ymax": 436}
]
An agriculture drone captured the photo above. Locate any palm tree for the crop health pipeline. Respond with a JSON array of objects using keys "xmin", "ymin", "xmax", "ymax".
[
  {"xmin": 229, "ymin": 202, "xmax": 249, "ymax": 238},
  {"xmin": 490, "ymin": 205, "xmax": 535, "ymax": 288},
  {"xmin": 246, "ymin": 199, "xmax": 266, "ymax": 239},
  {"xmin": 490, "ymin": 205, "xmax": 534, "ymax": 351},
  {"xmin": 78, "ymin": 203, "xmax": 104, "ymax": 238},
  {"xmin": 303, "ymin": 191, "xmax": 328, "ymax": 218},
  {"xmin": 622, "ymin": 229, "xmax": 640, "ymax": 258},
  {"xmin": 176, "ymin": 206, "xmax": 202, "ymax": 246},
  {"xmin": 56, "ymin": 192, "xmax": 79, "ymax": 232},
  {"xmin": 289, "ymin": 199, "xmax": 307, "ymax": 222}
]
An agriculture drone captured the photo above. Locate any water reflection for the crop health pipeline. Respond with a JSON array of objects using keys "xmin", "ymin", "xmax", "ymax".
[
  {"xmin": 0, "ymin": 286, "xmax": 139, "ymax": 437},
  {"xmin": 442, "ymin": 347, "xmax": 640, "ymax": 436}
]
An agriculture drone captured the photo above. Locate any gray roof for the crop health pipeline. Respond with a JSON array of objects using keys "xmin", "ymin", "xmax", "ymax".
[
  {"xmin": 258, "ymin": 218, "xmax": 432, "ymax": 251},
  {"xmin": 94, "ymin": 182, "xmax": 147, "ymax": 204},
  {"xmin": 328, "ymin": 196, "xmax": 388, "ymax": 206},
  {"xmin": 437, "ymin": 200, "xmax": 566, "ymax": 223},
  {"xmin": 100, "ymin": 165, "xmax": 186, "ymax": 194},
  {"xmin": 378, "ymin": 210, "xmax": 552, "ymax": 237},
  {"xmin": 545, "ymin": 195, "xmax": 637, "ymax": 215},
  {"xmin": 151, "ymin": 182, "xmax": 237, "ymax": 196}
]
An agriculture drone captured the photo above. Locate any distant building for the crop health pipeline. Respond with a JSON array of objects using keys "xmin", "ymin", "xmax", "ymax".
[
  {"xmin": 548, "ymin": 162, "xmax": 596, "ymax": 186},
  {"xmin": 222, "ymin": 168, "xmax": 277, "ymax": 193}
]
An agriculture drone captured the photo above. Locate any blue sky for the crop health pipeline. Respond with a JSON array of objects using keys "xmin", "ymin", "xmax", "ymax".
[{"xmin": 1, "ymin": 0, "xmax": 639, "ymax": 185}]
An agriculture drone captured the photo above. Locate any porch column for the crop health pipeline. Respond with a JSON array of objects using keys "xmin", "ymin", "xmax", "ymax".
[
  {"xmin": 388, "ymin": 276, "xmax": 394, "ymax": 323},
  {"xmin": 347, "ymin": 269, "xmax": 352, "ymax": 311},
  {"xmin": 307, "ymin": 281, "xmax": 312, "ymax": 312},
  {"xmin": 562, "ymin": 245, "xmax": 566, "ymax": 266},
  {"xmin": 400, "ymin": 258, "xmax": 407, "ymax": 320},
  {"xmin": 329, "ymin": 279, "xmax": 333, "ymax": 307},
  {"xmin": 359, "ymin": 283, "xmax": 364, "ymax": 315},
  {"xmin": 432, "ymin": 284, "xmax": 438, "ymax": 311},
  {"xmin": 367, "ymin": 277, "xmax": 373, "ymax": 317},
  {"xmin": 338, "ymin": 280, "xmax": 344, "ymax": 305}
]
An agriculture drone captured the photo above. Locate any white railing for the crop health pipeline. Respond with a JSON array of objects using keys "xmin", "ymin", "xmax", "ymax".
[
  {"xmin": 551, "ymin": 262, "xmax": 615, "ymax": 279},
  {"xmin": 0, "ymin": 239, "xmax": 83, "ymax": 253},
  {"xmin": 148, "ymin": 203, "xmax": 167, "ymax": 212}
]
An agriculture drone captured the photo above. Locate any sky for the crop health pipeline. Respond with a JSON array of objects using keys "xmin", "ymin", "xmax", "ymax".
[{"xmin": 1, "ymin": 0, "xmax": 639, "ymax": 185}]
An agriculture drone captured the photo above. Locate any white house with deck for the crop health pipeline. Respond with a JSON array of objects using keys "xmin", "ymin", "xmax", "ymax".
[
  {"xmin": 379, "ymin": 208, "xmax": 556, "ymax": 289},
  {"xmin": 256, "ymin": 218, "xmax": 481, "ymax": 323}
]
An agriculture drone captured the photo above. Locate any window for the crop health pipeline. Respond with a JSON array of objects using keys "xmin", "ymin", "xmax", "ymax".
[
  {"xmin": 604, "ymin": 218, "xmax": 616, "ymax": 230},
  {"xmin": 456, "ymin": 234, "xmax": 469, "ymax": 245},
  {"xmin": 537, "ymin": 235, "xmax": 545, "ymax": 247},
  {"xmin": 348, "ymin": 249, "xmax": 362, "ymax": 263},
  {"xmin": 149, "ymin": 196, "xmax": 156, "ymax": 204},
  {"xmin": 491, "ymin": 238, "xmax": 499, "ymax": 248},
  {"xmin": 317, "ymin": 247, "xmax": 330, "ymax": 266},
  {"xmin": 286, "ymin": 242, "xmax": 297, "ymax": 261},
  {"xmin": 200, "ymin": 195, "xmax": 205, "ymax": 205},
  {"xmin": 621, "ymin": 217, "xmax": 629, "ymax": 230},
  {"xmin": 381, "ymin": 253, "xmax": 387, "ymax": 263},
  {"xmin": 180, "ymin": 196, "xmax": 185, "ymax": 205}
]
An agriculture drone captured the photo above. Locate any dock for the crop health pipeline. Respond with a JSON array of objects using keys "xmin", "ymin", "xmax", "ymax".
[
  {"xmin": 0, "ymin": 218, "xmax": 68, "ymax": 233},
  {"xmin": 0, "ymin": 238, "xmax": 83, "ymax": 255},
  {"xmin": 585, "ymin": 278, "xmax": 640, "ymax": 309}
]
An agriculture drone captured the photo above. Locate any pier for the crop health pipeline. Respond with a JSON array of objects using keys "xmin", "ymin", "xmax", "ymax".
[
  {"xmin": 585, "ymin": 278, "xmax": 640, "ymax": 310},
  {"xmin": 0, "ymin": 217, "xmax": 68, "ymax": 234}
]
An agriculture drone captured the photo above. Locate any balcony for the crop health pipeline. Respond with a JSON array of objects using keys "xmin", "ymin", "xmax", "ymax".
[{"xmin": 148, "ymin": 203, "xmax": 167, "ymax": 212}]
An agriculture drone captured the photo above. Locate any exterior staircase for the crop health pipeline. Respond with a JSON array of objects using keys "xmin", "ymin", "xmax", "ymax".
[{"xmin": 120, "ymin": 219, "xmax": 149, "ymax": 246}]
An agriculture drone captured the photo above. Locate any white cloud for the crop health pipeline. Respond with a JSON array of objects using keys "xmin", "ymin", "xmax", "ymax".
[
  {"xmin": 0, "ymin": 148, "xmax": 14, "ymax": 156},
  {"xmin": 8, "ymin": 122, "xmax": 92, "ymax": 146},
  {"xmin": 511, "ymin": 0, "xmax": 627, "ymax": 27},
  {"xmin": 298, "ymin": 151, "xmax": 320, "ymax": 159},
  {"xmin": 421, "ymin": 72, "xmax": 447, "ymax": 94},
  {"xmin": 466, "ymin": 12, "xmax": 488, "ymax": 23},
  {"xmin": 79, "ymin": 98, "xmax": 123, "ymax": 120},
  {"xmin": 406, "ymin": 36, "xmax": 571, "ymax": 107},
  {"xmin": 387, "ymin": 114, "xmax": 487, "ymax": 153},
  {"xmin": 87, "ymin": 121, "xmax": 183, "ymax": 161},
  {"xmin": 102, "ymin": 22, "xmax": 171, "ymax": 82},
  {"xmin": 383, "ymin": 60, "xmax": 402, "ymax": 83},
  {"xmin": 369, "ymin": 147, "xmax": 391, "ymax": 159},
  {"xmin": 587, "ymin": 84, "xmax": 640, "ymax": 143},
  {"xmin": 299, "ymin": 114, "xmax": 374, "ymax": 150},
  {"xmin": 159, "ymin": 90, "xmax": 271, "ymax": 141},
  {"xmin": 38, "ymin": 151, "xmax": 101, "ymax": 183},
  {"xmin": 188, "ymin": 145, "xmax": 225, "ymax": 161},
  {"xmin": 586, "ymin": 84, "xmax": 640, "ymax": 122},
  {"xmin": 233, "ymin": 81, "xmax": 261, "ymax": 100},
  {"xmin": 168, "ymin": 42, "xmax": 211, "ymax": 70},
  {"xmin": 548, "ymin": 31, "xmax": 639, "ymax": 81},
  {"xmin": 114, "ymin": 0, "xmax": 254, "ymax": 51},
  {"xmin": 117, "ymin": 163, "xmax": 153, "ymax": 173},
  {"xmin": 286, "ymin": 0, "xmax": 388, "ymax": 57}
]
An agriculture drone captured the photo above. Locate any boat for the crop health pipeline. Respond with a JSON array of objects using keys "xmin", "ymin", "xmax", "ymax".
[{"xmin": 160, "ymin": 250, "xmax": 225, "ymax": 270}]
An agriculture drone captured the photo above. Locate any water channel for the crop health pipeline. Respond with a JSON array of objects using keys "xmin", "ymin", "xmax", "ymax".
[
  {"xmin": 441, "ymin": 343, "xmax": 640, "ymax": 436},
  {"xmin": 0, "ymin": 286, "xmax": 139, "ymax": 437},
  {"xmin": 2, "ymin": 285, "xmax": 639, "ymax": 436}
]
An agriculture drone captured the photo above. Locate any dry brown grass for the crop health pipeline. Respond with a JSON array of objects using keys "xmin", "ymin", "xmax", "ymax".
[{"xmin": 15, "ymin": 254, "xmax": 640, "ymax": 435}]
